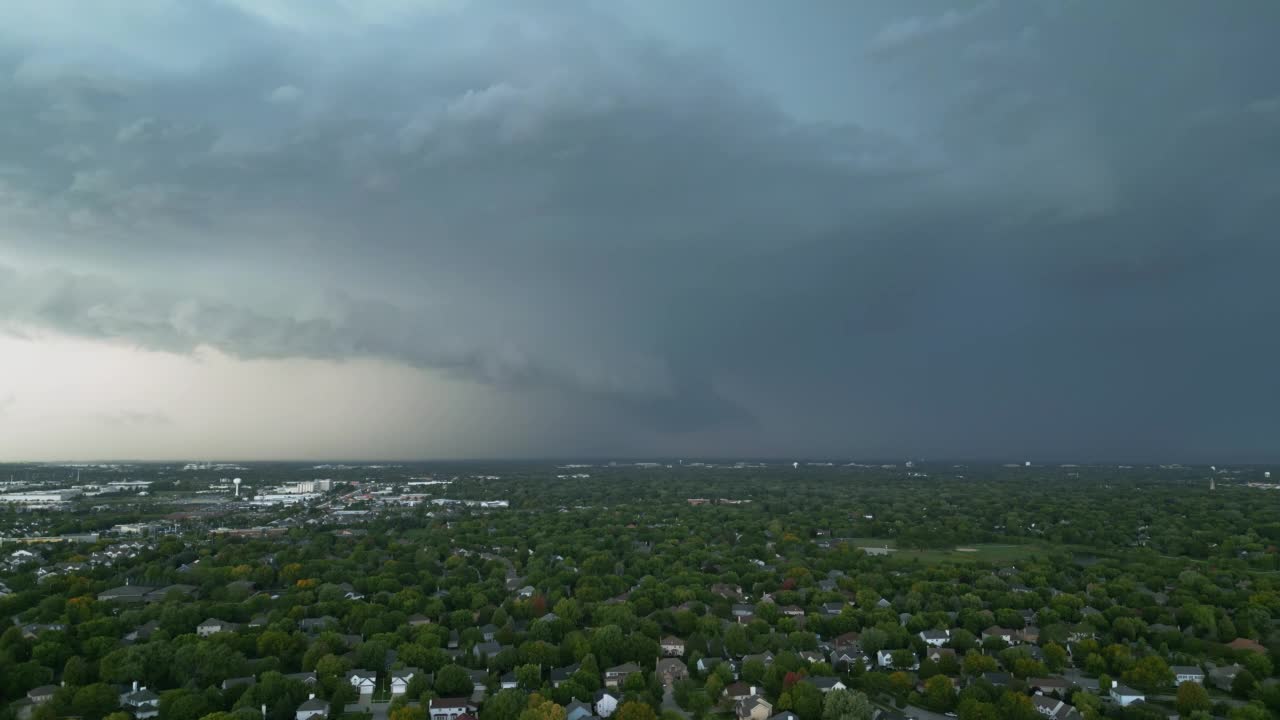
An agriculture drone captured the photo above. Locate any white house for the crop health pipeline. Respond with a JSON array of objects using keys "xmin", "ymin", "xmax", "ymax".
[
  {"xmin": 981, "ymin": 626, "xmax": 1014, "ymax": 643},
  {"xmin": 1172, "ymin": 665, "xmax": 1205, "ymax": 685},
  {"xmin": 1109, "ymin": 684, "xmax": 1144, "ymax": 707},
  {"xmin": 1030, "ymin": 694, "xmax": 1078, "ymax": 720},
  {"xmin": 604, "ymin": 662, "xmax": 642, "ymax": 689},
  {"xmin": 391, "ymin": 668, "xmax": 419, "ymax": 695},
  {"xmin": 348, "ymin": 669, "xmax": 377, "ymax": 695},
  {"xmin": 429, "ymin": 698, "xmax": 476, "ymax": 720},
  {"xmin": 660, "ymin": 636, "xmax": 686, "ymax": 657},
  {"xmin": 296, "ymin": 696, "xmax": 329, "ymax": 720},
  {"xmin": 809, "ymin": 677, "xmax": 846, "ymax": 694},
  {"xmin": 595, "ymin": 690, "xmax": 619, "ymax": 718},
  {"xmin": 121, "ymin": 683, "xmax": 161, "ymax": 720},
  {"xmin": 197, "ymin": 618, "xmax": 239, "ymax": 637},
  {"xmin": 918, "ymin": 630, "xmax": 950, "ymax": 647},
  {"xmin": 876, "ymin": 649, "xmax": 918, "ymax": 670},
  {"xmin": 27, "ymin": 686, "xmax": 57, "ymax": 705}
]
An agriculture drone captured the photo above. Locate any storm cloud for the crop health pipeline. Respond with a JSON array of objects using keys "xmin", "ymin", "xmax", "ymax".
[{"xmin": 1, "ymin": 0, "xmax": 1278, "ymax": 461}]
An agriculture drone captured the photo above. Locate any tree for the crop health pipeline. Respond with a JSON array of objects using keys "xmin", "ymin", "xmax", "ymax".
[
  {"xmin": 1176, "ymin": 682, "xmax": 1211, "ymax": 716},
  {"xmin": 436, "ymin": 665, "xmax": 474, "ymax": 696},
  {"xmin": 1228, "ymin": 704, "xmax": 1269, "ymax": 720},
  {"xmin": 160, "ymin": 690, "xmax": 213, "ymax": 720},
  {"xmin": 961, "ymin": 651, "xmax": 996, "ymax": 676},
  {"xmin": 516, "ymin": 664, "xmax": 542, "ymax": 691},
  {"xmin": 704, "ymin": 673, "xmax": 723, "ymax": 701},
  {"xmin": 790, "ymin": 682, "xmax": 824, "ymax": 720},
  {"xmin": 742, "ymin": 659, "xmax": 766, "ymax": 685},
  {"xmin": 72, "ymin": 683, "xmax": 120, "ymax": 720},
  {"xmin": 994, "ymin": 692, "xmax": 1036, "ymax": 720},
  {"xmin": 922, "ymin": 676, "xmax": 956, "ymax": 713},
  {"xmin": 1232, "ymin": 669, "xmax": 1257, "ymax": 698},
  {"xmin": 484, "ymin": 690, "xmax": 528, "ymax": 720},
  {"xmin": 614, "ymin": 702, "xmax": 656, "ymax": 720},
  {"xmin": 1122, "ymin": 656, "xmax": 1173, "ymax": 692},
  {"xmin": 390, "ymin": 708, "xmax": 427, "ymax": 720},
  {"xmin": 821, "ymin": 689, "xmax": 872, "ymax": 720},
  {"xmin": 64, "ymin": 656, "xmax": 92, "ymax": 687},
  {"xmin": 519, "ymin": 695, "xmax": 566, "ymax": 720},
  {"xmin": 1042, "ymin": 644, "xmax": 1067, "ymax": 672}
]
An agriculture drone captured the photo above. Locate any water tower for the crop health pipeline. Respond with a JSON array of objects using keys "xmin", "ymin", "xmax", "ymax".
[{"xmin": 233, "ymin": 478, "xmax": 242, "ymax": 497}]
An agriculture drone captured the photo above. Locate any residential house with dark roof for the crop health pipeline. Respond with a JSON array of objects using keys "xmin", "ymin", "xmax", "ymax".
[
  {"xmin": 656, "ymin": 658, "xmax": 688, "ymax": 687},
  {"xmin": 429, "ymin": 698, "xmax": 476, "ymax": 720},
  {"xmin": 197, "ymin": 618, "xmax": 240, "ymax": 637},
  {"xmin": 296, "ymin": 696, "xmax": 329, "ymax": 720}
]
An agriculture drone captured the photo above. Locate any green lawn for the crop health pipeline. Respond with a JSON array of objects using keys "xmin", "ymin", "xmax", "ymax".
[{"xmin": 842, "ymin": 538, "xmax": 1048, "ymax": 564}]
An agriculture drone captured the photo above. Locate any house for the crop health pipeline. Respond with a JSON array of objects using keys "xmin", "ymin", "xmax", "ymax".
[
  {"xmin": 27, "ymin": 686, "xmax": 58, "ymax": 704},
  {"xmin": 926, "ymin": 647, "xmax": 956, "ymax": 664},
  {"xmin": 145, "ymin": 584, "xmax": 197, "ymax": 602},
  {"xmin": 876, "ymin": 649, "xmax": 918, "ymax": 670},
  {"xmin": 473, "ymin": 641, "xmax": 503, "ymax": 658},
  {"xmin": 919, "ymin": 630, "xmax": 950, "ymax": 647},
  {"xmin": 1027, "ymin": 678, "xmax": 1069, "ymax": 695},
  {"xmin": 656, "ymin": 658, "xmax": 688, "ymax": 687},
  {"xmin": 500, "ymin": 672, "xmax": 519, "ymax": 690},
  {"xmin": 735, "ymin": 696, "xmax": 771, "ymax": 720},
  {"xmin": 780, "ymin": 606, "xmax": 805, "ymax": 618},
  {"xmin": 604, "ymin": 662, "xmax": 641, "ymax": 689},
  {"xmin": 742, "ymin": 652, "xmax": 774, "ymax": 667},
  {"xmin": 121, "ymin": 683, "xmax": 161, "ymax": 720},
  {"xmin": 392, "ymin": 667, "xmax": 420, "ymax": 695},
  {"xmin": 299, "ymin": 616, "xmax": 337, "ymax": 633},
  {"xmin": 467, "ymin": 668, "xmax": 489, "ymax": 693},
  {"xmin": 98, "ymin": 585, "xmax": 155, "ymax": 603},
  {"xmin": 249, "ymin": 614, "xmax": 269, "ymax": 628},
  {"xmin": 429, "ymin": 698, "xmax": 477, "ymax": 720},
  {"xmin": 820, "ymin": 602, "xmax": 845, "ymax": 617},
  {"xmin": 711, "ymin": 583, "xmax": 743, "ymax": 600},
  {"xmin": 1109, "ymin": 684, "xmax": 1144, "ymax": 707},
  {"xmin": 409, "ymin": 614, "xmax": 433, "ymax": 627},
  {"xmin": 296, "ymin": 696, "xmax": 329, "ymax": 720},
  {"xmin": 1016, "ymin": 626, "xmax": 1040, "ymax": 644},
  {"xmin": 594, "ymin": 690, "xmax": 619, "ymax": 718},
  {"xmin": 982, "ymin": 626, "xmax": 1014, "ymax": 643},
  {"xmin": 348, "ymin": 669, "xmax": 377, "ymax": 695},
  {"xmin": 551, "ymin": 663, "xmax": 581, "ymax": 688},
  {"xmin": 725, "ymin": 683, "xmax": 755, "ymax": 702},
  {"xmin": 833, "ymin": 632, "xmax": 862, "ymax": 651},
  {"xmin": 125, "ymin": 620, "xmax": 162, "ymax": 644},
  {"xmin": 222, "ymin": 677, "xmax": 256, "ymax": 690},
  {"xmin": 768, "ymin": 713, "xmax": 798, "ymax": 720},
  {"xmin": 809, "ymin": 677, "xmax": 846, "ymax": 693},
  {"xmin": 1227, "ymin": 638, "xmax": 1267, "ymax": 654},
  {"xmin": 732, "ymin": 604, "xmax": 756, "ymax": 620},
  {"xmin": 480, "ymin": 624, "xmax": 498, "ymax": 641},
  {"xmin": 832, "ymin": 650, "xmax": 873, "ymax": 671},
  {"xmin": 1208, "ymin": 664, "xmax": 1243, "ymax": 689},
  {"xmin": 197, "ymin": 618, "xmax": 240, "ymax": 637},
  {"xmin": 1172, "ymin": 665, "xmax": 1205, "ymax": 684},
  {"xmin": 798, "ymin": 651, "xmax": 824, "ymax": 664},
  {"xmin": 660, "ymin": 636, "xmax": 686, "ymax": 657},
  {"xmin": 981, "ymin": 673, "xmax": 1011, "ymax": 688},
  {"xmin": 565, "ymin": 701, "xmax": 593, "ymax": 720},
  {"xmin": 1031, "ymin": 695, "xmax": 1080, "ymax": 720},
  {"xmin": 285, "ymin": 672, "xmax": 318, "ymax": 686}
]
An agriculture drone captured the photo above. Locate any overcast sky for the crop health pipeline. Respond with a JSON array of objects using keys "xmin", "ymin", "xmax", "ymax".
[{"xmin": 2, "ymin": 0, "xmax": 1279, "ymax": 462}]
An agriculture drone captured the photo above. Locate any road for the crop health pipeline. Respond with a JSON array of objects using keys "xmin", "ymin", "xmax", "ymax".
[
  {"xmin": 661, "ymin": 688, "xmax": 691, "ymax": 719},
  {"xmin": 346, "ymin": 697, "xmax": 391, "ymax": 720}
]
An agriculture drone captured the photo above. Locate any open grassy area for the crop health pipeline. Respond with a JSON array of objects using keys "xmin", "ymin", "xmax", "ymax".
[{"xmin": 843, "ymin": 538, "xmax": 1049, "ymax": 564}]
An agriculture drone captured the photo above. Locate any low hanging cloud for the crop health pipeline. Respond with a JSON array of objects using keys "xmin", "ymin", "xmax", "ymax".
[{"xmin": 1, "ymin": 0, "xmax": 1279, "ymax": 458}]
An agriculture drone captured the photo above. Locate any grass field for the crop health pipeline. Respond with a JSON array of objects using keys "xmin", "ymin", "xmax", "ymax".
[{"xmin": 842, "ymin": 538, "xmax": 1048, "ymax": 564}]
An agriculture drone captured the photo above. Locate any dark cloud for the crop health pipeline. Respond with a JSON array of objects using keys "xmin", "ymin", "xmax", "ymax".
[{"xmin": 1, "ymin": 0, "xmax": 1279, "ymax": 459}]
